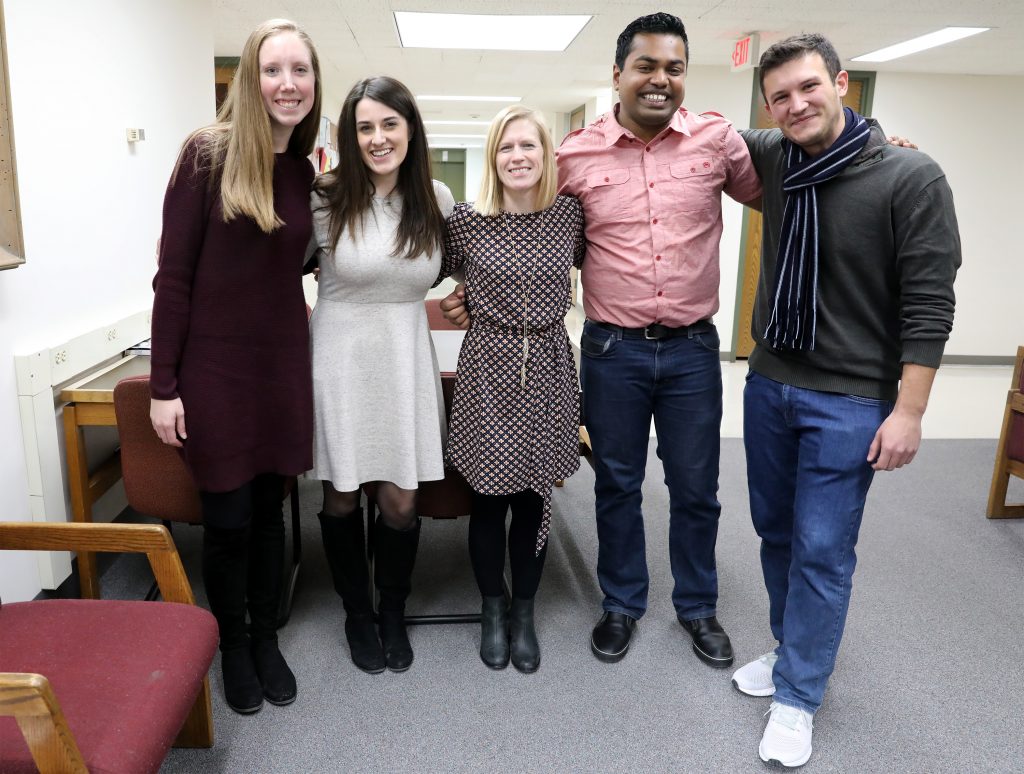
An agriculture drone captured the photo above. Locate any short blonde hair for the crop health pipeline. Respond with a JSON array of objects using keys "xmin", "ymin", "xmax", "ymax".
[{"xmin": 474, "ymin": 106, "xmax": 558, "ymax": 217}]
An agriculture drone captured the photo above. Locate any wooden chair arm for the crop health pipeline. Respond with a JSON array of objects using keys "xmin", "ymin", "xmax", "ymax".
[
  {"xmin": 0, "ymin": 523, "xmax": 194, "ymax": 604},
  {"xmin": 0, "ymin": 673, "xmax": 88, "ymax": 773}
]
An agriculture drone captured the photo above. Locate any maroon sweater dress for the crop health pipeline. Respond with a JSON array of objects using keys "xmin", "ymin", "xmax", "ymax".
[{"xmin": 150, "ymin": 138, "xmax": 314, "ymax": 493}]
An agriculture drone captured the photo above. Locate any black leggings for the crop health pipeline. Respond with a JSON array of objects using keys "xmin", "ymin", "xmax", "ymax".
[
  {"xmin": 198, "ymin": 472, "xmax": 285, "ymax": 531},
  {"xmin": 468, "ymin": 490, "xmax": 547, "ymax": 600}
]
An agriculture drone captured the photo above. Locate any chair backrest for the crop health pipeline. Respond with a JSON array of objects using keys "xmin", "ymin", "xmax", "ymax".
[
  {"xmin": 1008, "ymin": 347, "xmax": 1024, "ymax": 463},
  {"xmin": 113, "ymin": 375, "xmax": 203, "ymax": 524},
  {"xmin": 424, "ymin": 298, "xmax": 462, "ymax": 331}
]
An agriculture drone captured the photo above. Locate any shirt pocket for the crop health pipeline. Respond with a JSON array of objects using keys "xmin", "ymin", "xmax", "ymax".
[
  {"xmin": 584, "ymin": 167, "xmax": 631, "ymax": 220},
  {"xmin": 667, "ymin": 157, "xmax": 717, "ymax": 212}
]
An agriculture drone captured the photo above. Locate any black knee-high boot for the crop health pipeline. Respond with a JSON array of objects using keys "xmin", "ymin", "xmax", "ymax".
[
  {"xmin": 374, "ymin": 517, "xmax": 420, "ymax": 672},
  {"xmin": 247, "ymin": 498, "xmax": 296, "ymax": 705},
  {"xmin": 318, "ymin": 509, "xmax": 386, "ymax": 674},
  {"xmin": 203, "ymin": 524, "xmax": 263, "ymax": 714}
]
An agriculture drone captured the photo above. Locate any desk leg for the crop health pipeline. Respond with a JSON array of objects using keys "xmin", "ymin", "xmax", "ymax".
[{"xmin": 63, "ymin": 404, "xmax": 99, "ymax": 599}]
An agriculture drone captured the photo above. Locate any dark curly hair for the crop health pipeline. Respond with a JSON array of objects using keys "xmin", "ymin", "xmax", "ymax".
[{"xmin": 614, "ymin": 12, "xmax": 689, "ymax": 69}]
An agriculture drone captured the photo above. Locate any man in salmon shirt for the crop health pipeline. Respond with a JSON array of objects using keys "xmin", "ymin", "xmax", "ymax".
[{"xmin": 442, "ymin": 12, "xmax": 761, "ymax": 666}]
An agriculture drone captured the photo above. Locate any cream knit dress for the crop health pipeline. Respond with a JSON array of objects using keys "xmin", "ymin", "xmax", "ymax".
[{"xmin": 309, "ymin": 181, "xmax": 455, "ymax": 491}]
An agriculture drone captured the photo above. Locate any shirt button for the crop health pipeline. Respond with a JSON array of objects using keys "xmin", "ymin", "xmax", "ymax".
[
  {"xmin": 652, "ymin": 218, "xmax": 658, "ymax": 224},
  {"xmin": 645, "ymin": 147, "xmax": 651, "ymax": 152},
  {"xmin": 657, "ymin": 291, "xmax": 664, "ymax": 297},
  {"xmin": 655, "ymin": 255, "xmax": 661, "ymax": 261},
  {"xmin": 690, "ymin": 167, "xmax": 696, "ymax": 173},
  {"xmin": 649, "ymin": 182, "xmax": 654, "ymax": 188},
  {"xmin": 604, "ymin": 176, "xmax": 609, "ymax": 182}
]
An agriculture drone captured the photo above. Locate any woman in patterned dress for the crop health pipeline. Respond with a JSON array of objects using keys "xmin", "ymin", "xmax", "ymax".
[
  {"xmin": 308, "ymin": 77, "xmax": 454, "ymax": 675},
  {"xmin": 150, "ymin": 19, "xmax": 321, "ymax": 714},
  {"xmin": 442, "ymin": 106, "xmax": 585, "ymax": 672}
]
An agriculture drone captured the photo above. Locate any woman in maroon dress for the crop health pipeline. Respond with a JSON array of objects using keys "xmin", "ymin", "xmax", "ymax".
[{"xmin": 150, "ymin": 19, "xmax": 321, "ymax": 715}]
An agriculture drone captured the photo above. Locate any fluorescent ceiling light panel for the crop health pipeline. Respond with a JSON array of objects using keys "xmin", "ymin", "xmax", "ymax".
[
  {"xmin": 427, "ymin": 134, "xmax": 488, "ymax": 139},
  {"xmin": 424, "ymin": 120, "xmax": 492, "ymax": 126},
  {"xmin": 418, "ymin": 95, "xmax": 520, "ymax": 102},
  {"xmin": 396, "ymin": 11, "xmax": 590, "ymax": 52},
  {"xmin": 851, "ymin": 27, "xmax": 989, "ymax": 62}
]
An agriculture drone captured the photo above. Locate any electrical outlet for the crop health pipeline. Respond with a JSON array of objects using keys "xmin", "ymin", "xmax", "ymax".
[
  {"xmin": 107, "ymin": 329, "xmax": 118, "ymax": 341},
  {"xmin": 125, "ymin": 128, "xmax": 146, "ymax": 142},
  {"xmin": 54, "ymin": 350, "xmax": 68, "ymax": 365}
]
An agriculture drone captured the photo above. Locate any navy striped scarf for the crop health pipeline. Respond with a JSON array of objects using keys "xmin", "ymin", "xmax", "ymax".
[{"xmin": 763, "ymin": 107, "xmax": 871, "ymax": 350}]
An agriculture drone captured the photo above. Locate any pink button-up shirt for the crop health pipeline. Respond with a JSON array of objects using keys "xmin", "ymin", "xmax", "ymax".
[{"xmin": 557, "ymin": 106, "xmax": 761, "ymax": 328}]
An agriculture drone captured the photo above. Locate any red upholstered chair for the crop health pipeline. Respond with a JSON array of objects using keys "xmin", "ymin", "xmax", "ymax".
[
  {"xmin": 113, "ymin": 375, "xmax": 302, "ymax": 623},
  {"xmin": 987, "ymin": 346, "xmax": 1024, "ymax": 518},
  {"xmin": 0, "ymin": 522, "xmax": 217, "ymax": 773}
]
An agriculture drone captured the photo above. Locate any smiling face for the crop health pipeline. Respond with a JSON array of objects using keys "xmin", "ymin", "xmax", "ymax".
[
  {"xmin": 613, "ymin": 32, "xmax": 686, "ymax": 143},
  {"xmin": 495, "ymin": 118, "xmax": 544, "ymax": 206},
  {"xmin": 258, "ymin": 31, "xmax": 315, "ymax": 151},
  {"xmin": 354, "ymin": 97, "xmax": 411, "ymax": 192},
  {"xmin": 762, "ymin": 52, "xmax": 848, "ymax": 157}
]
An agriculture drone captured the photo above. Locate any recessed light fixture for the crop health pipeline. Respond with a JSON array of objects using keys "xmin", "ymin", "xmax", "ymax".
[
  {"xmin": 851, "ymin": 27, "xmax": 989, "ymax": 62},
  {"xmin": 396, "ymin": 11, "xmax": 591, "ymax": 52},
  {"xmin": 417, "ymin": 95, "xmax": 520, "ymax": 103}
]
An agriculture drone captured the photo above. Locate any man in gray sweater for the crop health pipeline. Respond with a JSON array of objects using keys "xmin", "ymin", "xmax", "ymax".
[{"xmin": 732, "ymin": 33, "xmax": 960, "ymax": 767}]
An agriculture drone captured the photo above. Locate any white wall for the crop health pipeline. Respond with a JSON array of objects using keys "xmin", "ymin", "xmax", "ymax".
[
  {"xmin": 871, "ymin": 72, "xmax": 1024, "ymax": 358},
  {"xmin": 0, "ymin": 0, "xmax": 214, "ymax": 602}
]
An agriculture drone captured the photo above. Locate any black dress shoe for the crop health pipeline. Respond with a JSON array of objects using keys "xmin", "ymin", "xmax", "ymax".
[
  {"xmin": 590, "ymin": 611, "xmax": 636, "ymax": 663},
  {"xmin": 678, "ymin": 615, "xmax": 734, "ymax": 668},
  {"xmin": 250, "ymin": 639, "xmax": 297, "ymax": 706}
]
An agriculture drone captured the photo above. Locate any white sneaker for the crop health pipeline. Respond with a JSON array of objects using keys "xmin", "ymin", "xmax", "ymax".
[
  {"xmin": 759, "ymin": 702, "xmax": 814, "ymax": 768},
  {"xmin": 732, "ymin": 652, "xmax": 777, "ymax": 696}
]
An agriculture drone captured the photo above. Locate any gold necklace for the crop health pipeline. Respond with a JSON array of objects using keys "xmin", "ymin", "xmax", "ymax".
[{"xmin": 501, "ymin": 208, "xmax": 545, "ymax": 389}]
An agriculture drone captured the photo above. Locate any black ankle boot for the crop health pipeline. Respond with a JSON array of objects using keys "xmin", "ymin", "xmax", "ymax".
[
  {"xmin": 509, "ymin": 597, "xmax": 540, "ymax": 673},
  {"xmin": 480, "ymin": 595, "xmax": 510, "ymax": 669},
  {"xmin": 374, "ymin": 518, "xmax": 420, "ymax": 672},
  {"xmin": 221, "ymin": 646, "xmax": 264, "ymax": 714},
  {"xmin": 250, "ymin": 639, "xmax": 296, "ymax": 705},
  {"xmin": 318, "ymin": 510, "xmax": 385, "ymax": 674}
]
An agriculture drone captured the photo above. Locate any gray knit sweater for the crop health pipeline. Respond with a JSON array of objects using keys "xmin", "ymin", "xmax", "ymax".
[{"xmin": 743, "ymin": 121, "xmax": 961, "ymax": 402}]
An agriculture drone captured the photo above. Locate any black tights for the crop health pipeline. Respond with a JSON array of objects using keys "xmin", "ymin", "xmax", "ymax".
[
  {"xmin": 468, "ymin": 490, "xmax": 547, "ymax": 600},
  {"xmin": 321, "ymin": 481, "xmax": 417, "ymax": 531},
  {"xmin": 199, "ymin": 473, "xmax": 285, "ymax": 649}
]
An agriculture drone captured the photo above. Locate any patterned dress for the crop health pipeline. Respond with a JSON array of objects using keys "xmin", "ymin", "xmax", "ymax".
[{"xmin": 442, "ymin": 195, "xmax": 586, "ymax": 551}]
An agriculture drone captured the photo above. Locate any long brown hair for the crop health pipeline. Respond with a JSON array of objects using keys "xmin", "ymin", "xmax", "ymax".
[
  {"xmin": 314, "ymin": 76, "xmax": 444, "ymax": 259},
  {"xmin": 179, "ymin": 19, "xmax": 322, "ymax": 234}
]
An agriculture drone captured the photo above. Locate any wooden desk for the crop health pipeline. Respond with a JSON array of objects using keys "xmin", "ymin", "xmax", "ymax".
[{"xmin": 60, "ymin": 355, "xmax": 150, "ymax": 598}]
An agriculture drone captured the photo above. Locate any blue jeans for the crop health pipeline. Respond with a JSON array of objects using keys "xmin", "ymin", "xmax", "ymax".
[
  {"xmin": 743, "ymin": 371, "xmax": 892, "ymax": 714},
  {"xmin": 580, "ymin": 320, "xmax": 723, "ymax": 621}
]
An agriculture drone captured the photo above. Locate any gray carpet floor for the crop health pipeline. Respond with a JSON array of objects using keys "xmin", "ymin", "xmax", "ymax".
[{"xmin": 101, "ymin": 439, "xmax": 1024, "ymax": 773}]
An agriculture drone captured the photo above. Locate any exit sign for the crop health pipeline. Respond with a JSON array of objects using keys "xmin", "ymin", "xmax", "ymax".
[{"xmin": 731, "ymin": 33, "xmax": 760, "ymax": 72}]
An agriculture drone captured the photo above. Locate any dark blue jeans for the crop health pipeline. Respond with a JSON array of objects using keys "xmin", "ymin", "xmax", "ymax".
[
  {"xmin": 744, "ymin": 371, "xmax": 893, "ymax": 713},
  {"xmin": 580, "ymin": 320, "xmax": 723, "ymax": 621}
]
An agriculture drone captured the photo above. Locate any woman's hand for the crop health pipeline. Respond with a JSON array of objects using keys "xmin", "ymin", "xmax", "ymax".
[{"xmin": 150, "ymin": 397, "xmax": 187, "ymax": 447}]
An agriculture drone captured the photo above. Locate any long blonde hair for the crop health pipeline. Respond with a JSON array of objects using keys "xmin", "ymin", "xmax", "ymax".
[
  {"xmin": 475, "ymin": 106, "xmax": 558, "ymax": 217},
  {"xmin": 181, "ymin": 19, "xmax": 322, "ymax": 233}
]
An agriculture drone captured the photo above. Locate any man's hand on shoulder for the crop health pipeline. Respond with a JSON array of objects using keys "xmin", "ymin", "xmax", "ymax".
[
  {"xmin": 439, "ymin": 283, "xmax": 470, "ymax": 330},
  {"xmin": 887, "ymin": 135, "xmax": 919, "ymax": 150}
]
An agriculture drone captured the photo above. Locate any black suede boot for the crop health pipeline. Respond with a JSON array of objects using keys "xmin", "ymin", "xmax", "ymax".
[
  {"xmin": 203, "ymin": 524, "xmax": 263, "ymax": 714},
  {"xmin": 480, "ymin": 595, "xmax": 510, "ymax": 669},
  {"xmin": 318, "ymin": 509, "xmax": 385, "ymax": 674},
  {"xmin": 374, "ymin": 518, "xmax": 420, "ymax": 672},
  {"xmin": 247, "ymin": 500, "xmax": 296, "ymax": 705},
  {"xmin": 509, "ymin": 597, "xmax": 540, "ymax": 673}
]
